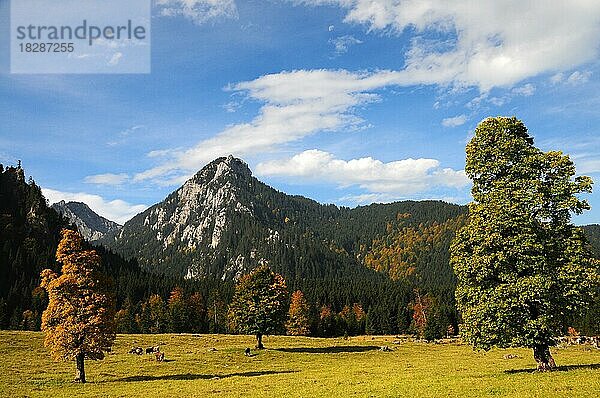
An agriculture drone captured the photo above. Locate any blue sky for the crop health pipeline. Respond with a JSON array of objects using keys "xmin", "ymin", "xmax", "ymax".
[{"xmin": 1, "ymin": 0, "xmax": 600, "ymax": 224}]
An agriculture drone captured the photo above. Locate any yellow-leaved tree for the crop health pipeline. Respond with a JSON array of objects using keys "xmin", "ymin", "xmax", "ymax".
[{"xmin": 39, "ymin": 229, "xmax": 116, "ymax": 383}]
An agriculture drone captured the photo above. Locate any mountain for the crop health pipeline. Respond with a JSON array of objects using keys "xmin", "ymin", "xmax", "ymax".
[
  {"xmin": 100, "ymin": 155, "xmax": 467, "ymax": 283},
  {"xmin": 98, "ymin": 155, "xmax": 472, "ymax": 335},
  {"xmin": 51, "ymin": 201, "xmax": 121, "ymax": 242},
  {"xmin": 2, "ymin": 160, "xmax": 599, "ymax": 336}
]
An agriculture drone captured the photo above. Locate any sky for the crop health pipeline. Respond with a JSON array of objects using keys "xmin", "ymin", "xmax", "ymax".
[{"xmin": 1, "ymin": 0, "xmax": 600, "ymax": 225}]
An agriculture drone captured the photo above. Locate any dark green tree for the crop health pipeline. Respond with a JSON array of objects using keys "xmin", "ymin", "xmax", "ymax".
[
  {"xmin": 207, "ymin": 289, "xmax": 228, "ymax": 333},
  {"xmin": 228, "ymin": 264, "xmax": 288, "ymax": 348},
  {"xmin": 187, "ymin": 292, "xmax": 207, "ymax": 333},
  {"xmin": 451, "ymin": 117, "xmax": 599, "ymax": 371}
]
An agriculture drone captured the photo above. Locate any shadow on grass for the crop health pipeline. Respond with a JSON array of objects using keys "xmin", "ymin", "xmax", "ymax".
[
  {"xmin": 114, "ymin": 370, "xmax": 298, "ymax": 382},
  {"xmin": 275, "ymin": 345, "xmax": 380, "ymax": 354},
  {"xmin": 505, "ymin": 363, "xmax": 600, "ymax": 374}
]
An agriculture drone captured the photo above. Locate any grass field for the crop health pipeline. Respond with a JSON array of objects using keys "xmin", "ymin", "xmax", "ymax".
[{"xmin": 1, "ymin": 331, "xmax": 599, "ymax": 397}]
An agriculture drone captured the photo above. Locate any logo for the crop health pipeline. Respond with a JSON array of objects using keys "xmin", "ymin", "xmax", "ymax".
[{"xmin": 10, "ymin": 0, "xmax": 151, "ymax": 74}]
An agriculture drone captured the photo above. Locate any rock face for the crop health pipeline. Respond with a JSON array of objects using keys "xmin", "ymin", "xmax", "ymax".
[
  {"xmin": 145, "ymin": 155, "xmax": 253, "ymax": 251},
  {"xmin": 100, "ymin": 155, "xmax": 285, "ymax": 278},
  {"xmin": 52, "ymin": 201, "xmax": 121, "ymax": 242}
]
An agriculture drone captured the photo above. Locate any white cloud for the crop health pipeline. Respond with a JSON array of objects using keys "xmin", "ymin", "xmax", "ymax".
[
  {"xmin": 338, "ymin": 192, "xmax": 468, "ymax": 205},
  {"xmin": 84, "ymin": 173, "xmax": 130, "ymax": 185},
  {"xmin": 329, "ymin": 35, "xmax": 363, "ymax": 55},
  {"xmin": 42, "ymin": 188, "xmax": 147, "ymax": 225},
  {"xmin": 255, "ymin": 149, "xmax": 469, "ymax": 195},
  {"xmin": 467, "ymin": 83, "xmax": 534, "ymax": 110},
  {"xmin": 134, "ymin": 69, "xmax": 408, "ymax": 184},
  {"xmin": 550, "ymin": 72, "xmax": 565, "ymax": 84},
  {"xmin": 156, "ymin": 0, "xmax": 238, "ymax": 24},
  {"xmin": 338, "ymin": 192, "xmax": 398, "ymax": 204},
  {"xmin": 550, "ymin": 70, "xmax": 592, "ymax": 86},
  {"xmin": 442, "ymin": 114, "xmax": 467, "ymax": 127},
  {"xmin": 566, "ymin": 70, "xmax": 592, "ymax": 85},
  {"xmin": 512, "ymin": 83, "xmax": 535, "ymax": 96},
  {"xmin": 297, "ymin": 0, "xmax": 600, "ymax": 90},
  {"xmin": 488, "ymin": 97, "xmax": 507, "ymax": 107},
  {"xmin": 107, "ymin": 52, "xmax": 122, "ymax": 66},
  {"xmin": 127, "ymin": 2, "xmax": 600, "ymax": 185},
  {"xmin": 119, "ymin": 125, "xmax": 145, "ymax": 136},
  {"xmin": 107, "ymin": 125, "xmax": 145, "ymax": 146},
  {"xmin": 135, "ymin": 66, "xmax": 519, "ymax": 185}
]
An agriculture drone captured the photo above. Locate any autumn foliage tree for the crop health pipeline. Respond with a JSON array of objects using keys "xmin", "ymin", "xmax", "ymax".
[
  {"xmin": 318, "ymin": 305, "xmax": 335, "ymax": 336},
  {"xmin": 286, "ymin": 290, "xmax": 311, "ymax": 336},
  {"xmin": 139, "ymin": 294, "xmax": 167, "ymax": 333},
  {"xmin": 410, "ymin": 290, "xmax": 431, "ymax": 338},
  {"xmin": 338, "ymin": 303, "xmax": 366, "ymax": 336},
  {"xmin": 168, "ymin": 287, "xmax": 188, "ymax": 333},
  {"xmin": 228, "ymin": 264, "xmax": 287, "ymax": 348},
  {"xmin": 451, "ymin": 117, "xmax": 600, "ymax": 371},
  {"xmin": 39, "ymin": 229, "xmax": 116, "ymax": 383}
]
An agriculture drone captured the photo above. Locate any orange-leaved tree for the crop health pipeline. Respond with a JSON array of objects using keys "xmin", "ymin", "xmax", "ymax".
[
  {"xmin": 286, "ymin": 290, "xmax": 311, "ymax": 336},
  {"xmin": 39, "ymin": 229, "xmax": 116, "ymax": 383}
]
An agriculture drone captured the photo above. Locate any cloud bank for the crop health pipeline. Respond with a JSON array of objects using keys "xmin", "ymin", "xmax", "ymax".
[
  {"xmin": 297, "ymin": 0, "xmax": 600, "ymax": 90},
  {"xmin": 256, "ymin": 149, "xmax": 469, "ymax": 195}
]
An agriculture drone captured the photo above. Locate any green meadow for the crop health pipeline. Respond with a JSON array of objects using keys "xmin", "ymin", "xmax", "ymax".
[{"xmin": 2, "ymin": 331, "xmax": 599, "ymax": 397}]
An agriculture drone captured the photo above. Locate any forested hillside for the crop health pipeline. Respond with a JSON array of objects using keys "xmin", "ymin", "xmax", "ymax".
[
  {"xmin": 101, "ymin": 157, "xmax": 466, "ymax": 284},
  {"xmin": 582, "ymin": 224, "xmax": 600, "ymax": 258},
  {"xmin": 0, "ymin": 164, "xmax": 66, "ymax": 329}
]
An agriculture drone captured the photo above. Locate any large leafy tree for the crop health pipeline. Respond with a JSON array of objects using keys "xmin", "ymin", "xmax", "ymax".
[
  {"xmin": 228, "ymin": 264, "xmax": 287, "ymax": 348},
  {"xmin": 451, "ymin": 117, "xmax": 599, "ymax": 371},
  {"xmin": 39, "ymin": 229, "xmax": 116, "ymax": 383}
]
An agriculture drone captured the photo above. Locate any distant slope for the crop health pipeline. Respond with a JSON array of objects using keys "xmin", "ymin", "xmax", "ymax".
[{"xmin": 51, "ymin": 200, "xmax": 121, "ymax": 242}]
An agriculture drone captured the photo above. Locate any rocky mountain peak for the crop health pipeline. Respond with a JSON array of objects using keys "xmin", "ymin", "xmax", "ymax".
[
  {"xmin": 52, "ymin": 200, "xmax": 121, "ymax": 242},
  {"xmin": 121, "ymin": 156, "xmax": 257, "ymax": 268},
  {"xmin": 192, "ymin": 155, "xmax": 252, "ymax": 185}
]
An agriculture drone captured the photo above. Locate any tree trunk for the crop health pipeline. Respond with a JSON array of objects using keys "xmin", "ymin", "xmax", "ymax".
[
  {"xmin": 256, "ymin": 333, "xmax": 264, "ymax": 349},
  {"xmin": 533, "ymin": 345, "xmax": 556, "ymax": 372},
  {"xmin": 75, "ymin": 353, "xmax": 86, "ymax": 383}
]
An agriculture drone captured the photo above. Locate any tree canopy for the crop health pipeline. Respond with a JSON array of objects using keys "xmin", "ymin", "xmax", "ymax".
[{"xmin": 451, "ymin": 117, "xmax": 599, "ymax": 371}]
